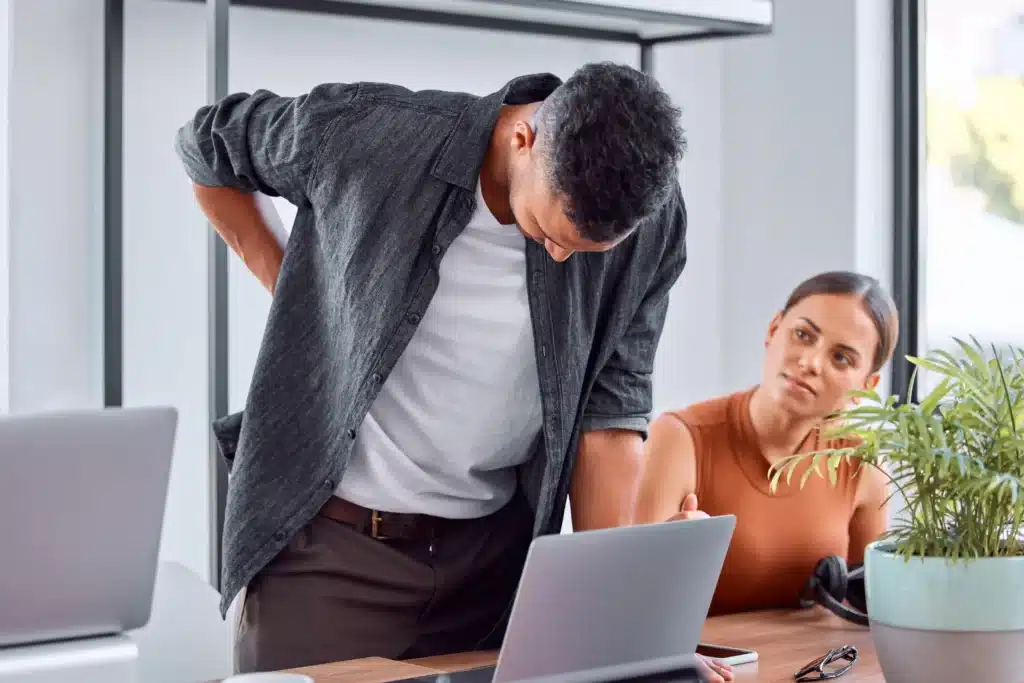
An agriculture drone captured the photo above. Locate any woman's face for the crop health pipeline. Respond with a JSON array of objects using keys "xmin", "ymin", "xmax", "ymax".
[{"xmin": 761, "ymin": 293, "xmax": 881, "ymax": 418}]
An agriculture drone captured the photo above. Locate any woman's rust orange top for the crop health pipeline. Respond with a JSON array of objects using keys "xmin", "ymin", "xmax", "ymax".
[{"xmin": 668, "ymin": 387, "xmax": 884, "ymax": 617}]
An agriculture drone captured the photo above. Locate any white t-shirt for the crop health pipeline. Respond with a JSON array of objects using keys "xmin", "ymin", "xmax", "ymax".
[{"xmin": 335, "ymin": 182, "xmax": 543, "ymax": 518}]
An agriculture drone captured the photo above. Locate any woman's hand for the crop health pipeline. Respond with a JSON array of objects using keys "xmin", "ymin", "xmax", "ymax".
[
  {"xmin": 669, "ymin": 497, "xmax": 730, "ymax": 681},
  {"xmin": 697, "ymin": 654, "xmax": 734, "ymax": 682},
  {"xmin": 668, "ymin": 493, "xmax": 709, "ymax": 522}
]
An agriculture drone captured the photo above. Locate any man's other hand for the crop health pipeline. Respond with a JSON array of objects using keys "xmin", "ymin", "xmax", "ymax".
[{"xmin": 697, "ymin": 654, "xmax": 734, "ymax": 682}]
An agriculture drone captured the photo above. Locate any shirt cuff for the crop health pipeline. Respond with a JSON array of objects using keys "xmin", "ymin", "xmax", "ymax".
[
  {"xmin": 581, "ymin": 414, "xmax": 651, "ymax": 439},
  {"xmin": 173, "ymin": 127, "xmax": 231, "ymax": 189}
]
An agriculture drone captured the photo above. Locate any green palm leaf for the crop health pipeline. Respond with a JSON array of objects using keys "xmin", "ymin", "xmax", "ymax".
[{"xmin": 777, "ymin": 340, "xmax": 1024, "ymax": 561}]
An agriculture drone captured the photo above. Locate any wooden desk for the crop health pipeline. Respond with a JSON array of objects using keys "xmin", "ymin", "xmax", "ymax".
[
  {"xmin": 211, "ymin": 608, "xmax": 883, "ymax": 682},
  {"xmin": 696, "ymin": 609, "xmax": 881, "ymax": 681}
]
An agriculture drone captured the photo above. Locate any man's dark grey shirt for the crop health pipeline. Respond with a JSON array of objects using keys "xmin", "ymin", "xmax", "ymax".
[{"xmin": 174, "ymin": 73, "xmax": 688, "ymax": 616}]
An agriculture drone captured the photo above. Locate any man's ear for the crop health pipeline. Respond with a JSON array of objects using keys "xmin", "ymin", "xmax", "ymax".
[
  {"xmin": 511, "ymin": 119, "xmax": 537, "ymax": 155},
  {"xmin": 765, "ymin": 312, "xmax": 783, "ymax": 348}
]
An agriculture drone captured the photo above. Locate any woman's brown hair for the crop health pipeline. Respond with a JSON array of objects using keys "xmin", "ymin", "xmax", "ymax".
[{"xmin": 782, "ymin": 271, "xmax": 900, "ymax": 373}]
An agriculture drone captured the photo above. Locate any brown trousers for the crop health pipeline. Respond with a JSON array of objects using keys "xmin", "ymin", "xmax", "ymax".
[{"xmin": 235, "ymin": 493, "xmax": 534, "ymax": 673}]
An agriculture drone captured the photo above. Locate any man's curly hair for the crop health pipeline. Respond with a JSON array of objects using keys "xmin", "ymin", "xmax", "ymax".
[{"xmin": 535, "ymin": 62, "xmax": 686, "ymax": 244}]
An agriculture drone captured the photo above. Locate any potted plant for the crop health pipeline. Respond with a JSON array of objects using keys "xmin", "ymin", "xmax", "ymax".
[{"xmin": 770, "ymin": 337, "xmax": 1024, "ymax": 682}]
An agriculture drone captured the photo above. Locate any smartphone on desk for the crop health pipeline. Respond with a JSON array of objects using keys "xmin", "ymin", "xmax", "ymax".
[{"xmin": 696, "ymin": 643, "xmax": 758, "ymax": 666}]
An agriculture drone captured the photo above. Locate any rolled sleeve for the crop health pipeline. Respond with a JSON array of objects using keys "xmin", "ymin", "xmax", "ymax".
[
  {"xmin": 582, "ymin": 186, "xmax": 688, "ymax": 439},
  {"xmin": 173, "ymin": 82, "xmax": 360, "ymax": 206},
  {"xmin": 581, "ymin": 411, "xmax": 652, "ymax": 435}
]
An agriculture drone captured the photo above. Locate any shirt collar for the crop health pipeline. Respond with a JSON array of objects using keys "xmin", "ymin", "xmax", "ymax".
[{"xmin": 430, "ymin": 73, "xmax": 563, "ymax": 190}]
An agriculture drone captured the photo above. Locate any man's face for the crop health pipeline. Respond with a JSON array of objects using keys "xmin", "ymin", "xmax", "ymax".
[{"xmin": 507, "ymin": 118, "xmax": 626, "ymax": 262}]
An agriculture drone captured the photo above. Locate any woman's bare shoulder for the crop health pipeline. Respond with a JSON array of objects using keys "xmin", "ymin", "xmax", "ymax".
[
  {"xmin": 670, "ymin": 392, "xmax": 736, "ymax": 429},
  {"xmin": 648, "ymin": 411, "xmax": 695, "ymax": 456},
  {"xmin": 852, "ymin": 458, "xmax": 890, "ymax": 506},
  {"xmin": 648, "ymin": 390, "xmax": 748, "ymax": 465},
  {"xmin": 634, "ymin": 413, "xmax": 697, "ymax": 523}
]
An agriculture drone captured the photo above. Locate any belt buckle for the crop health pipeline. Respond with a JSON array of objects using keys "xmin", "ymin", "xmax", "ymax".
[{"xmin": 370, "ymin": 510, "xmax": 389, "ymax": 540}]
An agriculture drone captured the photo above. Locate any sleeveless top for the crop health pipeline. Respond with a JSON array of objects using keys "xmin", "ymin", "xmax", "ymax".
[{"xmin": 670, "ymin": 387, "xmax": 861, "ymax": 616}]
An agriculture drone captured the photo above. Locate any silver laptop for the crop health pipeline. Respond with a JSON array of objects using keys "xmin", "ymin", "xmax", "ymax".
[
  {"xmin": 0, "ymin": 406, "xmax": 177, "ymax": 648},
  {"xmin": 400, "ymin": 513, "xmax": 735, "ymax": 683}
]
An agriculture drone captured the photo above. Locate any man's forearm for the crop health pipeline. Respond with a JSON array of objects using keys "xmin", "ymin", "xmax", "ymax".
[
  {"xmin": 193, "ymin": 184, "xmax": 283, "ymax": 294},
  {"xmin": 569, "ymin": 429, "xmax": 644, "ymax": 531}
]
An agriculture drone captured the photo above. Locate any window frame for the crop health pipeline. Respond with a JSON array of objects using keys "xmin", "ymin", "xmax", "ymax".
[{"xmin": 890, "ymin": 0, "xmax": 924, "ymax": 404}]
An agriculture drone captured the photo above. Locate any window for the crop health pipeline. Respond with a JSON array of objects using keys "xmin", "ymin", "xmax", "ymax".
[{"xmin": 895, "ymin": 0, "xmax": 1024, "ymax": 398}]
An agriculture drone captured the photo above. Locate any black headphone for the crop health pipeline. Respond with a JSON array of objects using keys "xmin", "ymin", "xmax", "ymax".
[{"xmin": 799, "ymin": 556, "xmax": 869, "ymax": 627}]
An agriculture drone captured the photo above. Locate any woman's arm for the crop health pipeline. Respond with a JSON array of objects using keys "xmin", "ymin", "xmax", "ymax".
[
  {"xmin": 847, "ymin": 463, "xmax": 890, "ymax": 565},
  {"xmin": 632, "ymin": 413, "xmax": 697, "ymax": 524}
]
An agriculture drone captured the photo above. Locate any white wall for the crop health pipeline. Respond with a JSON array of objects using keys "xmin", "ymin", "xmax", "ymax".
[
  {"xmin": 1, "ymin": 0, "xmax": 896, "ymax": 578},
  {"xmin": 649, "ymin": 42, "xmax": 725, "ymax": 414},
  {"xmin": 651, "ymin": 0, "xmax": 894, "ymax": 411},
  {"xmin": 123, "ymin": 0, "xmax": 211, "ymax": 586},
  {"xmin": 717, "ymin": 0, "xmax": 893, "ymax": 395},
  {"xmin": 854, "ymin": 0, "xmax": 895, "ymax": 319},
  {"xmin": 0, "ymin": 1, "xmax": 11, "ymax": 414},
  {"xmin": 2, "ymin": 0, "xmax": 105, "ymax": 415}
]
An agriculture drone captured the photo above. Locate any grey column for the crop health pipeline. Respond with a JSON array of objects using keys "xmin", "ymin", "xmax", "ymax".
[
  {"xmin": 207, "ymin": 0, "xmax": 230, "ymax": 590},
  {"xmin": 104, "ymin": 0, "xmax": 124, "ymax": 408}
]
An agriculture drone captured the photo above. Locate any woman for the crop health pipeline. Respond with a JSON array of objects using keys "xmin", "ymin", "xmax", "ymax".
[{"xmin": 634, "ymin": 270, "xmax": 898, "ymax": 617}]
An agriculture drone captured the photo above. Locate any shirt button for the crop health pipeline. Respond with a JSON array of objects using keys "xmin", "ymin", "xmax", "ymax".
[
  {"xmin": 408, "ymin": 312, "xmax": 421, "ymax": 324},
  {"xmin": 323, "ymin": 479, "xmax": 335, "ymax": 490},
  {"xmin": 346, "ymin": 429, "xmax": 356, "ymax": 439},
  {"xmin": 371, "ymin": 372, "xmax": 383, "ymax": 383},
  {"xmin": 431, "ymin": 244, "xmax": 441, "ymax": 256},
  {"xmin": 274, "ymin": 530, "xmax": 287, "ymax": 542}
]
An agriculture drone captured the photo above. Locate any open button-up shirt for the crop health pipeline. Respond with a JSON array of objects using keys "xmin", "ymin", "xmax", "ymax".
[{"xmin": 174, "ymin": 72, "xmax": 688, "ymax": 615}]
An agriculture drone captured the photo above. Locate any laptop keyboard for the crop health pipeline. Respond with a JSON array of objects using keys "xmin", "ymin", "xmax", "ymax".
[
  {"xmin": 392, "ymin": 664, "xmax": 497, "ymax": 683},
  {"xmin": 390, "ymin": 663, "xmax": 705, "ymax": 682}
]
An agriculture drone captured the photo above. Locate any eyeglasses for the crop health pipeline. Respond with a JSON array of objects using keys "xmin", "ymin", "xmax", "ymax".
[{"xmin": 794, "ymin": 645, "xmax": 858, "ymax": 681}]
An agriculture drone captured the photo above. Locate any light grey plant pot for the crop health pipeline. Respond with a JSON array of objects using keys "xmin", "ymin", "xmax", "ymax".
[{"xmin": 864, "ymin": 541, "xmax": 1024, "ymax": 683}]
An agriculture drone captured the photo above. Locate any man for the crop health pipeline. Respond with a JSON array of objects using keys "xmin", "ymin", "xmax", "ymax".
[{"xmin": 175, "ymin": 62, "xmax": 727, "ymax": 681}]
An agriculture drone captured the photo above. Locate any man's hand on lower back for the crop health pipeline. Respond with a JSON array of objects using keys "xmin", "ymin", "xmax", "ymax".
[{"xmin": 193, "ymin": 184, "xmax": 284, "ymax": 295}]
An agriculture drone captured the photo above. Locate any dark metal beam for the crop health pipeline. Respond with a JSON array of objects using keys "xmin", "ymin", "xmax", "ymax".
[
  {"xmin": 640, "ymin": 42, "xmax": 653, "ymax": 74},
  {"xmin": 175, "ymin": 0, "xmax": 770, "ymax": 44},
  {"xmin": 104, "ymin": 0, "xmax": 124, "ymax": 408},
  {"xmin": 891, "ymin": 0, "xmax": 922, "ymax": 404},
  {"xmin": 472, "ymin": 0, "xmax": 770, "ymax": 35},
  {"xmin": 189, "ymin": 0, "xmax": 635, "ymax": 42},
  {"xmin": 643, "ymin": 26, "xmax": 772, "ymax": 45},
  {"xmin": 207, "ymin": 0, "xmax": 230, "ymax": 591}
]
